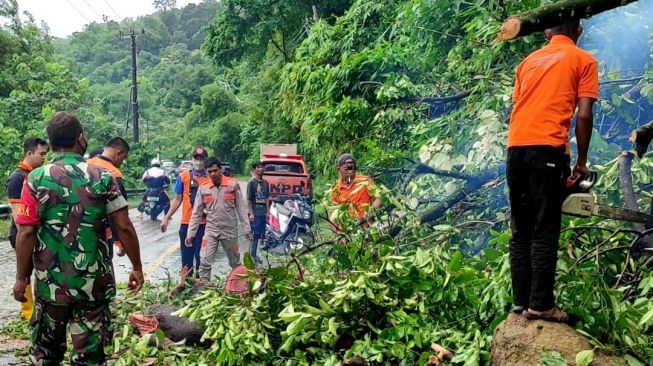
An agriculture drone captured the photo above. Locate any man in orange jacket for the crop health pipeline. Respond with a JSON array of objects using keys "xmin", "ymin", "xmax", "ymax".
[
  {"xmin": 6, "ymin": 137, "xmax": 48, "ymax": 320},
  {"xmin": 161, "ymin": 147, "xmax": 211, "ymax": 275},
  {"xmin": 331, "ymin": 153, "xmax": 382, "ymax": 221}
]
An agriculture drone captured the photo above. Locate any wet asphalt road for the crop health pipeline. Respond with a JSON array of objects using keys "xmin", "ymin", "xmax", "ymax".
[{"xmin": 0, "ymin": 182, "xmax": 249, "ymax": 327}]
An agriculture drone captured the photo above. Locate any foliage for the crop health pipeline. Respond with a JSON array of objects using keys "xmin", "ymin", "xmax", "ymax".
[
  {"xmin": 202, "ymin": 0, "xmax": 351, "ymax": 65},
  {"xmin": 0, "ymin": 0, "xmax": 111, "ymax": 194},
  {"xmin": 0, "ymin": 219, "xmax": 10, "ymax": 240},
  {"xmin": 52, "ymin": 1, "xmax": 222, "ymax": 169},
  {"xmin": 153, "ymin": 0, "xmax": 177, "ymax": 12},
  {"xmin": 103, "ymin": 207, "xmax": 652, "ymax": 365},
  {"xmin": 0, "ymin": 319, "xmax": 29, "ymax": 340}
]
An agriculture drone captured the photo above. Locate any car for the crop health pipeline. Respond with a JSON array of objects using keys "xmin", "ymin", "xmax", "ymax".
[
  {"xmin": 176, "ymin": 160, "xmax": 193, "ymax": 175},
  {"xmin": 221, "ymin": 161, "xmax": 235, "ymax": 177},
  {"xmin": 161, "ymin": 160, "xmax": 174, "ymax": 172}
]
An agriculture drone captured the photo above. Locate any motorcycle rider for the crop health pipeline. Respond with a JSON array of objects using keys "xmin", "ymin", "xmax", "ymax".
[
  {"xmin": 161, "ymin": 147, "xmax": 212, "ymax": 275},
  {"xmin": 138, "ymin": 158, "xmax": 171, "ymax": 220}
]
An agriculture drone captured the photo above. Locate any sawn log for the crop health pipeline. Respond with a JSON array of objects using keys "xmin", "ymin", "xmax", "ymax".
[{"xmin": 497, "ymin": 0, "xmax": 638, "ymax": 41}]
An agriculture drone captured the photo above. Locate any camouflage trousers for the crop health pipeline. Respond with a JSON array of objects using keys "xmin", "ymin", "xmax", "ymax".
[{"xmin": 29, "ymin": 300, "xmax": 112, "ymax": 366}]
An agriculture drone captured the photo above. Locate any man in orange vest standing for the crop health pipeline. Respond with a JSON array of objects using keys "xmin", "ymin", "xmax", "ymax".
[
  {"xmin": 161, "ymin": 147, "xmax": 211, "ymax": 275},
  {"xmin": 507, "ymin": 20, "xmax": 598, "ymax": 322},
  {"xmin": 6, "ymin": 137, "xmax": 48, "ymax": 320}
]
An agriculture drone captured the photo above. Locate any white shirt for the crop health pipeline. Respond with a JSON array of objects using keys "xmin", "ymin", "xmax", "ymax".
[{"xmin": 142, "ymin": 167, "xmax": 167, "ymax": 180}]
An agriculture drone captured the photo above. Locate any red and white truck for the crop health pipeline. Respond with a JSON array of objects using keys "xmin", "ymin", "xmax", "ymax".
[{"xmin": 260, "ymin": 144, "xmax": 312, "ymax": 199}]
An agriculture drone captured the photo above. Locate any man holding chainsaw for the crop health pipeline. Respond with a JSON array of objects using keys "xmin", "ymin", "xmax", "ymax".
[{"xmin": 507, "ymin": 20, "xmax": 598, "ymax": 322}]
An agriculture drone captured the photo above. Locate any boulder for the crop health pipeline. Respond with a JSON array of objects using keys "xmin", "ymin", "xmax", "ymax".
[{"xmin": 490, "ymin": 314, "xmax": 625, "ymax": 366}]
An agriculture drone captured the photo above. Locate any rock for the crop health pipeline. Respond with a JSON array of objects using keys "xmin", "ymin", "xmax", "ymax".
[
  {"xmin": 149, "ymin": 304, "xmax": 211, "ymax": 348},
  {"xmin": 490, "ymin": 314, "xmax": 626, "ymax": 366}
]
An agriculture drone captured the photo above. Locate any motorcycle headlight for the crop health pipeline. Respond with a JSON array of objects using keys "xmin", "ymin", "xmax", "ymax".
[{"xmin": 302, "ymin": 210, "xmax": 311, "ymax": 220}]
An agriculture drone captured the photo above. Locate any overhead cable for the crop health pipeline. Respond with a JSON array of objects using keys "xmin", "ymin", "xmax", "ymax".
[
  {"xmin": 102, "ymin": 0, "xmax": 123, "ymax": 20},
  {"xmin": 63, "ymin": 0, "xmax": 92, "ymax": 23}
]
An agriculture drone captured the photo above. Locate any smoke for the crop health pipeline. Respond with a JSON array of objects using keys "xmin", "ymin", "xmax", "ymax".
[
  {"xmin": 579, "ymin": 0, "xmax": 653, "ymax": 77},
  {"xmin": 565, "ymin": 0, "xmax": 653, "ymax": 161}
]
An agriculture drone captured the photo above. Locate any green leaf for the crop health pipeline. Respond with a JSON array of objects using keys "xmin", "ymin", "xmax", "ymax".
[
  {"xmin": 252, "ymin": 280, "xmax": 262, "ymax": 292},
  {"xmin": 541, "ymin": 350, "xmax": 568, "ymax": 366},
  {"xmin": 319, "ymin": 298, "xmax": 333, "ymax": 313},
  {"xmin": 447, "ymin": 251, "xmax": 463, "ymax": 272},
  {"xmin": 155, "ymin": 328, "xmax": 165, "ymax": 346},
  {"xmin": 244, "ymin": 252, "xmax": 255, "ymax": 270},
  {"xmin": 624, "ymin": 354, "xmax": 645, "ymax": 366},
  {"xmin": 575, "ymin": 349, "xmax": 593, "ymax": 366},
  {"xmin": 638, "ymin": 307, "xmax": 653, "ymax": 326}
]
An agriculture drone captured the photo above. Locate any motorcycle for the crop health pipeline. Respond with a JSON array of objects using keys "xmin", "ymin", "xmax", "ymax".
[
  {"xmin": 138, "ymin": 172, "xmax": 171, "ymax": 221},
  {"xmin": 261, "ymin": 194, "xmax": 313, "ymax": 255},
  {"xmin": 141, "ymin": 187, "xmax": 170, "ymax": 220}
]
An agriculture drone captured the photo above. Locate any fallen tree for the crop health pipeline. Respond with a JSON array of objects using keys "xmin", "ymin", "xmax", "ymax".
[
  {"xmin": 389, "ymin": 164, "xmax": 506, "ymax": 237},
  {"xmin": 496, "ymin": 0, "xmax": 638, "ymax": 41}
]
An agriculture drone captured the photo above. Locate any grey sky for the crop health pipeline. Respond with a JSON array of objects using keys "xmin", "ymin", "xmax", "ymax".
[{"xmin": 17, "ymin": 0, "xmax": 200, "ymax": 38}]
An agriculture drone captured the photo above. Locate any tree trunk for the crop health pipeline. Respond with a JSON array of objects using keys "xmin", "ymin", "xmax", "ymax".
[
  {"xmin": 630, "ymin": 120, "xmax": 653, "ymax": 157},
  {"xmin": 497, "ymin": 0, "xmax": 637, "ymax": 41},
  {"xmin": 617, "ymin": 151, "xmax": 645, "ymax": 232},
  {"xmin": 389, "ymin": 165, "xmax": 506, "ymax": 237}
]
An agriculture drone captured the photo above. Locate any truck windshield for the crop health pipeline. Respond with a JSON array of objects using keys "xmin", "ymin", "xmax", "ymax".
[{"xmin": 263, "ymin": 162, "xmax": 304, "ymax": 174}]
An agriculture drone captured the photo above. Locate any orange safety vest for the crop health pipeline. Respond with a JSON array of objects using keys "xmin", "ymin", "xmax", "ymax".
[
  {"xmin": 87, "ymin": 156, "xmax": 123, "ymax": 178},
  {"xmin": 179, "ymin": 169, "xmax": 212, "ymax": 225}
]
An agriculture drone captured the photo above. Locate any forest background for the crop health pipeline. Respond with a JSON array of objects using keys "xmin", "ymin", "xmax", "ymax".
[{"xmin": 0, "ymin": 0, "xmax": 651, "ymax": 190}]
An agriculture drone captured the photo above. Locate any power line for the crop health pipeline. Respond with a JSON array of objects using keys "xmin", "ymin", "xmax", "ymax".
[
  {"xmin": 63, "ymin": 0, "xmax": 92, "ymax": 23},
  {"xmin": 102, "ymin": 0, "xmax": 122, "ymax": 20},
  {"xmin": 80, "ymin": 0, "xmax": 104, "ymax": 21}
]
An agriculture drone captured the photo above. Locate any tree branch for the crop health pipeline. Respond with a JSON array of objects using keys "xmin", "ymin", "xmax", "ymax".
[
  {"xmin": 618, "ymin": 150, "xmax": 645, "ymax": 232},
  {"xmin": 389, "ymin": 164, "xmax": 506, "ymax": 237},
  {"xmin": 630, "ymin": 120, "xmax": 653, "ymax": 157},
  {"xmin": 496, "ymin": 0, "xmax": 638, "ymax": 41},
  {"xmin": 599, "ymin": 76, "xmax": 644, "ymax": 85}
]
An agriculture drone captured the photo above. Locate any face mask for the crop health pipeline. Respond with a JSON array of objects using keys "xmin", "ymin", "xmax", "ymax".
[{"xmin": 193, "ymin": 159, "xmax": 205, "ymax": 171}]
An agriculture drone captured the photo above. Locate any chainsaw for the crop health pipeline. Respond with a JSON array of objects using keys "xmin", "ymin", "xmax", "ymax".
[{"xmin": 562, "ymin": 171, "xmax": 653, "ymax": 224}]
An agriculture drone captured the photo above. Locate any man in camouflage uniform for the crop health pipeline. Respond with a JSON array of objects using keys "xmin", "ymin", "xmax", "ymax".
[
  {"xmin": 186, "ymin": 157, "xmax": 252, "ymax": 281},
  {"xmin": 13, "ymin": 112, "xmax": 144, "ymax": 366}
]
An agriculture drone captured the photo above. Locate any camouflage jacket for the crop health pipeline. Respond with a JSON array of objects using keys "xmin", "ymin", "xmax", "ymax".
[{"xmin": 15, "ymin": 152, "xmax": 128, "ymax": 304}]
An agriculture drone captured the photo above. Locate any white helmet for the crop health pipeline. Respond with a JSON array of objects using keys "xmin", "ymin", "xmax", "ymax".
[{"xmin": 151, "ymin": 158, "xmax": 161, "ymax": 167}]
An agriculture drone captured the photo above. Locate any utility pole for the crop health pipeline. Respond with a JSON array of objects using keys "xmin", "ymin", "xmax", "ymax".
[{"xmin": 119, "ymin": 29, "xmax": 145, "ymax": 143}]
